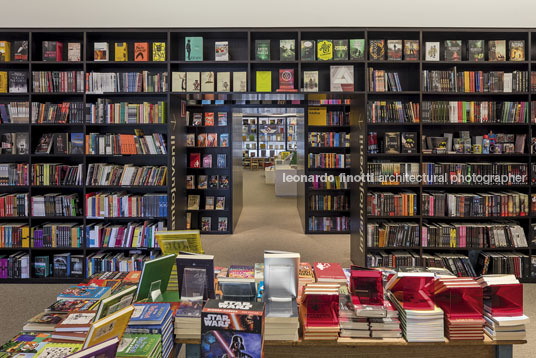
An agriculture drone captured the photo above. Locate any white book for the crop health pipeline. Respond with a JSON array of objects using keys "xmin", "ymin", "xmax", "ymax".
[{"xmin": 503, "ymin": 73, "xmax": 513, "ymax": 92}]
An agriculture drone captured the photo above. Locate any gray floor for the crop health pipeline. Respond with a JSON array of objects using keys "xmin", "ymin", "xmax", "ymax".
[{"xmin": 0, "ymin": 170, "xmax": 533, "ymax": 356}]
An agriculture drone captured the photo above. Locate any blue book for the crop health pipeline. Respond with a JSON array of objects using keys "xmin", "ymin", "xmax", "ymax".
[
  {"xmin": 129, "ymin": 303, "xmax": 171, "ymax": 325},
  {"xmin": 57, "ymin": 286, "xmax": 110, "ymax": 301}
]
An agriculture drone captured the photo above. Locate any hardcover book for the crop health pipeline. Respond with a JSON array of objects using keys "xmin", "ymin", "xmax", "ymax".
[
  {"xmin": 185, "ymin": 37, "xmax": 203, "ymax": 61},
  {"xmin": 216, "ymin": 196, "xmax": 225, "ymax": 210},
  {"xmin": 218, "ymin": 112, "xmax": 228, "ymax": 126},
  {"xmin": 114, "ymin": 42, "xmax": 128, "ymax": 61},
  {"xmin": 255, "ymin": 39, "xmax": 270, "ymax": 61},
  {"xmin": 219, "ymin": 133, "xmax": 229, "ymax": 147},
  {"xmin": 215, "ymin": 41, "xmax": 229, "ymax": 61},
  {"xmin": 425, "ymin": 42, "xmax": 440, "ymax": 61},
  {"xmin": 218, "ymin": 217, "xmax": 228, "ymax": 232},
  {"xmin": 349, "ymin": 39, "xmax": 365, "ymax": 60},
  {"xmin": 387, "ymin": 40, "xmax": 403, "ymax": 60},
  {"xmin": 313, "ymin": 262, "xmax": 346, "ymax": 283},
  {"xmin": 0, "ymin": 332, "xmax": 51, "ymax": 354},
  {"xmin": 116, "ymin": 334, "xmax": 161, "ymax": 357},
  {"xmin": 0, "ymin": 41, "xmax": 10, "ymax": 62},
  {"xmin": 444, "ymin": 40, "xmax": 462, "ymax": 61},
  {"xmin": 201, "ymin": 71, "xmax": 215, "ymax": 92},
  {"xmin": 303, "ymin": 71, "xmax": 319, "ymax": 92},
  {"xmin": 401, "ymin": 132, "xmax": 417, "ymax": 153},
  {"xmin": 8, "ymin": 71, "xmax": 27, "ymax": 93},
  {"xmin": 57, "ymin": 286, "xmax": 111, "ymax": 301},
  {"xmin": 94, "ymin": 285, "xmax": 137, "ymax": 321},
  {"xmin": 205, "ymin": 112, "xmax": 215, "ymax": 126},
  {"xmin": 152, "ymin": 42, "xmax": 166, "ymax": 61},
  {"xmin": 509, "ymin": 40, "xmax": 525, "ymax": 61},
  {"xmin": 186, "ymin": 72, "xmax": 201, "ymax": 92},
  {"xmin": 217, "ymin": 154, "xmax": 227, "ymax": 168},
  {"xmin": 13, "ymin": 41, "xmax": 28, "ymax": 61},
  {"xmin": 94, "ymin": 42, "xmax": 109, "ymax": 61},
  {"xmin": 206, "ymin": 196, "xmax": 215, "ymax": 210},
  {"xmin": 201, "ymin": 217, "xmax": 211, "ymax": 232},
  {"xmin": 280, "ymin": 39, "xmax": 295, "ymax": 61},
  {"xmin": 42, "ymin": 41, "xmax": 63, "ymax": 61},
  {"xmin": 70, "ymin": 255, "xmax": 84, "ymax": 277},
  {"xmin": 233, "ymin": 71, "xmax": 247, "ymax": 92},
  {"xmin": 67, "ymin": 42, "xmax": 81, "ymax": 62},
  {"xmin": 317, "ymin": 40, "xmax": 333, "ymax": 61},
  {"xmin": 488, "ymin": 40, "xmax": 506, "ymax": 61},
  {"xmin": 301, "ymin": 40, "xmax": 315, "ymax": 61},
  {"xmin": 203, "ymin": 153, "xmax": 213, "ymax": 168},
  {"xmin": 219, "ymin": 175, "xmax": 229, "ymax": 188},
  {"xmin": 65, "ymin": 337, "xmax": 119, "ymax": 358},
  {"xmin": 330, "ymin": 65, "xmax": 354, "ymax": 92},
  {"xmin": 70, "ymin": 133, "xmax": 84, "ymax": 154},
  {"xmin": 172, "ymin": 71, "xmax": 186, "ymax": 92},
  {"xmin": 198, "ymin": 133, "xmax": 207, "ymax": 147},
  {"xmin": 207, "ymin": 133, "xmax": 217, "ymax": 147},
  {"xmin": 186, "ymin": 175, "xmax": 195, "ymax": 189},
  {"xmin": 404, "ymin": 40, "xmax": 419, "ymax": 60},
  {"xmin": 468, "ymin": 40, "xmax": 485, "ymax": 61},
  {"xmin": 190, "ymin": 153, "xmax": 201, "ymax": 168},
  {"xmin": 369, "ymin": 40, "xmax": 385, "ymax": 60},
  {"xmin": 217, "ymin": 72, "xmax": 231, "ymax": 92},
  {"xmin": 53, "ymin": 132, "xmax": 68, "ymax": 154},
  {"xmin": 198, "ymin": 175, "xmax": 208, "ymax": 189},
  {"xmin": 256, "ymin": 71, "xmax": 271, "ymax": 92},
  {"xmin": 201, "ymin": 299, "xmax": 265, "ymax": 358},
  {"xmin": 277, "ymin": 69, "xmax": 296, "ymax": 92},
  {"xmin": 176, "ymin": 252, "xmax": 215, "ymax": 300},
  {"xmin": 35, "ymin": 343, "xmax": 82, "ymax": 357},
  {"xmin": 83, "ymin": 306, "xmax": 134, "ymax": 349},
  {"xmin": 134, "ymin": 42, "xmax": 148, "ymax": 61},
  {"xmin": 333, "ymin": 39, "xmax": 349, "ymax": 60},
  {"xmin": 384, "ymin": 132, "xmax": 401, "ymax": 153}
]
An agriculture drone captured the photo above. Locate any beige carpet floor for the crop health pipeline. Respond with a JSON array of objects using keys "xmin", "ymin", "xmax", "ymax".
[{"xmin": 0, "ymin": 170, "xmax": 533, "ymax": 356}]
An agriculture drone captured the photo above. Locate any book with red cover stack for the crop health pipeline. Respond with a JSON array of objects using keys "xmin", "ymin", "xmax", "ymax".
[
  {"xmin": 313, "ymin": 262, "xmax": 347, "ymax": 285},
  {"xmin": 300, "ymin": 283, "xmax": 340, "ymax": 340}
]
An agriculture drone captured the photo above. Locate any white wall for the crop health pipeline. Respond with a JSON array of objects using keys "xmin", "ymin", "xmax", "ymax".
[{"xmin": 4, "ymin": 0, "xmax": 536, "ymax": 28}]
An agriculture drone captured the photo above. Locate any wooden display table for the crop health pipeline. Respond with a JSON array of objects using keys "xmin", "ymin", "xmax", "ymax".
[{"xmin": 175, "ymin": 336, "xmax": 526, "ymax": 358}]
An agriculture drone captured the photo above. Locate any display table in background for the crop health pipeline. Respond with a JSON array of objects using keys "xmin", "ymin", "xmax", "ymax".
[{"xmin": 176, "ymin": 337, "xmax": 526, "ymax": 358}]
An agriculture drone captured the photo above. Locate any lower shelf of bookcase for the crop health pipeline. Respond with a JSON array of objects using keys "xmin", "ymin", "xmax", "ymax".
[{"xmin": 0, "ymin": 277, "xmax": 82, "ymax": 284}]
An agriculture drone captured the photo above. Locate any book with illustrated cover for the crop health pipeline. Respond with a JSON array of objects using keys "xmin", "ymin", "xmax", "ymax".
[
  {"xmin": 317, "ymin": 40, "xmax": 333, "ymax": 61},
  {"xmin": 303, "ymin": 71, "xmax": 318, "ymax": 92},
  {"xmin": 444, "ymin": 40, "xmax": 462, "ymax": 61},
  {"xmin": 330, "ymin": 65, "xmax": 354, "ymax": 92},
  {"xmin": 42, "ymin": 41, "xmax": 63, "ymax": 61},
  {"xmin": 186, "ymin": 175, "xmax": 195, "ymax": 189},
  {"xmin": 186, "ymin": 72, "xmax": 201, "ymax": 92},
  {"xmin": 152, "ymin": 42, "xmax": 166, "ymax": 61},
  {"xmin": 215, "ymin": 41, "xmax": 229, "ymax": 61},
  {"xmin": 67, "ymin": 42, "xmax": 81, "ymax": 62},
  {"xmin": 387, "ymin": 40, "xmax": 402, "ymax": 60},
  {"xmin": 0, "ymin": 41, "xmax": 10, "ymax": 62},
  {"xmin": 216, "ymin": 196, "xmax": 225, "ymax": 210},
  {"xmin": 489, "ymin": 40, "xmax": 506, "ymax": 61},
  {"xmin": 220, "ymin": 133, "xmax": 229, "ymax": 147},
  {"xmin": 94, "ymin": 285, "xmax": 136, "ymax": 321},
  {"xmin": 203, "ymin": 154, "xmax": 213, "ymax": 168},
  {"xmin": 197, "ymin": 133, "xmax": 207, "ymax": 147},
  {"xmin": 0, "ymin": 332, "xmax": 51, "ymax": 354},
  {"xmin": 217, "ymin": 154, "xmax": 226, "ymax": 168},
  {"xmin": 233, "ymin": 72, "xmax": 247, "ymax": 92},
  {"xmin": 53, "ymin": 253, "xmax": 70, "ymax": 277},
  {"xmin": 384, "ymin": 132, "xmax": 401, "ymax": 154},
  {"xmin": 15, "ymin": 132, "xmax": 28, "ymax": 155},
  {"xmin": 93, "ymin": 42, "xmax": 109, "ymax": 61},
  {"xmin": 57, "ymin": 286, "xmax": 111, "ymax": 301},
  {"xmin": 205, "ymin": 196, "xmax": 215, "ymax": 210},
  {"xmin": 401, "ymin": 132, "xmax": 417, "ymax": 153},
  {"xmin": 70, "ymin": 255, "xmax": 84, "ymax": 278},
  {"xmin": 186, "ymin": 133, "xmax": 195, "ymax": 147},
  {"xmin": 192, "ymin": 112, "xmax": 202, "ymax": 126},
  {"xmin": 201, "ymin": 217, "xmax": 211, "ymax": 232},
  {"xmin": 255, "ymin": 40, "xmax": 270, "ymax": 61},
  {"xmin": 190, "ymin": 153, "xmax": 201, "ymax": 168},
  {"xmin": 205, "ymin": 112, "xmax": 215, "ymax": 126},
  {"xmin": 468, "ymin": 40, "xmax": 485, "ymax": 61},
  {"xmin": 198, "ymin": 175, "xmax": 208, "ymax": 189},
  {"xmin": 349, "ymin": 39, "xmax": 365, "ymax": 60},
  {"xmin": 404, "ymin": 40, "xmax": 419, "ymax": 60},
  {"xmin": 35, "ymin": 133, "xmax": 54, "ymax": 153},
  {"xmin": 63, "ymin": 337, "xmax": 119, "ymax": 358},
  {"xmin": 218, "ymin": 217, "xmax": 228, "ymax": 232},
  {"xmin": 13, "ymin": 41, "xmax": 28, "ymax": 61},
  {"xmin": 301, "ymin": 40, "xmax": 315, "ymax": 61},
  {"xmin": 46, "ymin": 300, "xmax": 95, "ymax": 313},
  {"xmin": 117, "ymin": 334, "xmax": 161, "ymax": 357},
  {"xmin": 114, "ymin": 42, "xmax": 128, "ymax": 61},
  {"xmin": 56, "ymin": 312, "xmax": 96, "ymax": 331},
  {"xmin": 219, "ymin": 175, "xmax": 229, "ymax": 189},
  {"xmin": 201, "ymin": 71, "xmax": 215, "ymax": 92},
  {"xmin": 172, "ymin": 71, "xmax": 186, "ymax": 92},
  {"xmin": 34, "ymin": 343, "xmax": 82, "ymax": 357},
  {"xmin": 176, "ymin": 300, "xmax": 203, "ymax": 317},
  {"xmin": 185, "ymin": 37, "xmax": 203, "ymax": 61},
  {"xmin": 256, "ymin": 71, "xmax": 271, "ymax": 92},
  {"xmin": 280, "ymin": 39, "xmax": 295, "ymax": 61},
  {"xmin": 217, "ymin": 112, "xmax": 227, "ymax": 126},
  {"xmin": 209, "ymin": 175, "xmax": 219, "ymax": 189},
  {"xmin": 54, "ymin": 132, "xmax": 68, "ymax": 154},
  {"xmin": 277, "ymin": 69, "xmax": 296, "ymax": 92},
  {"xmin": 509, "ymin": 40, "xmax": 525, "ymax": 61},
  {"xmin": 425, "ymin": 42, "xmax": 440, "ymax": 61},
  {"xmin": 369, "ymin": 40, "xmax": 385, "ymax": 60},
  {"xmin": 0, "ymin": 133, "xmax": 13, "ymax": 154},
  {"xmin": 9, "ymin": 71, "xmax": 27, "ymax": 93},
  {"xmin": 187, "ymin": 195, "xmax": 200, "ymax": 210},
  {"xmin": 207, "ymin": 133, "xmax": 217, "ymax": 147},
  {"xmin": 333, "ymin": 40, "xmax": 348, "ymax": 60},
  {"xmin": 83, "ymin": 306, "xmax": 134, "ymax": 349},
  {"xmin": 217, "ymin": 72, "xmax": 231, "ymax": 92}
]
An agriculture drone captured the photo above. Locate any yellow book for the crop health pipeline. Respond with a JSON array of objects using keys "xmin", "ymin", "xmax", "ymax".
[
  {"xmin": 0, "ymin": 41, "xmax": 11, "ymax": 62},
  {"xmin": 256, "ymin": 71, "xmax": 271, "ymax": 92},
  {"xmin": 307, "ymin": 106, "xmax": 327, "ymax": 126},
  {"xmin": 152, "ymin": 42, "xmax": 166, "ymax": 61},
  {"xmin": 21, "ymin": 225, "xmax": 30, "ymax": 248},
  {"xmin": 115, "ymin": 42, "xmax": 128, "ymax": 61},
  {"xmin": 317, "ymin": 40, "xmax": 333, "ymax": 61},
  {"xmin": 83, "ymin": 305, "xmax": 134, "ymax": 349},
  {"xmin": 133, "ymin": 227, "xmax": 141, "ymax": 247},
  {"xmin": 464, "ymin": 71, "xmax": 469, "ymax": 92},
  {"xmin": 35, "ymin": 343, "xmax": 82, "ymax": 357},
  {"xmin": 0, "ymin": 71, "xmax": 7, "ymax": 93},
  {"xmin": 155, "ymin": 230, "xmax": 203, "ymax": 254}
]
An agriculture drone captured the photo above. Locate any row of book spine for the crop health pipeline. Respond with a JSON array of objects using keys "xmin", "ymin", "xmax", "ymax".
[
  {"xmin": 85, "ymin": 164, "xmax": 167, "ymax": 186},
  {"xmin": 422, "ymin": 69, "xmax": 528, "ymax": 92},
  {"xmin": 32, "ymin": 224, "xmax": 83, "ymax": 248},
  {"xmin": 308, "ymin": 174, "xmax": 349, "ymax": 190},
  {"xmin": 31, "ymin": 194, "xmax": 80, "ymax": 217},
  {"xmin": 32, "ymin": 71, "xmax": 85, "ymax": 93},
  {"xmin": 366, "ymin": 163, "xmax": 420, "ymax": 184},
  {"xmin": 367, "ymin": 192, "xmax": 417, "ymax": 216},
  {"xmin": 368, "ymin": 69, "xmax": 403, "ymax": 92},
  {"xmin": 86, "ymin": 221, "xmax": 165, "ymax": 248},
  {"xmin": 421, "ymin": 162, "xmax": 528, "ymax": 185},
  {"xmin": 87, "ymin": 100, "xmax": 167, "ymax": 124},
  {"xmin": 0, "ymin": 193, "xmax": 28, "ymax": 217},
  {"xmin": 366, "ymin": 222, "xmax": 420, "ymax": 247},
  {"xmin": 307, "ymin": 153, "xmax": 349, "ymax": 168},
  {"xmin": 86, "ymin": 250, "xmax": 159, "ymax": 276},
  {"xmin": 367, "ymin": 101, "xmax": 420, "ymax": 123},
  {"xmin": 308, "ymin": 216, "xmax": 349, "ymax": 232},
  {"xmin": 421, "ymin": 101, "xmax": 529, "ymax": 123},
  {"xmin": 31, "ymin": 164, "xmax": 83, "ymax": 186},
  {"xmin": 0, "ymin": 164, "xmax": 29, "ymax": 185},
  {"xmin": 85, "ymin": 192, "xmax": 167, "ymax": 218},
  {"xmin": 309, "ymin": 194, "xmax": 349, "ymax": 211},
  {"xmin": 85, "ymin": 71, "xmax": 168, "ymax": 93},
  {"xmin": 308, "ymin": 132, "xmax": 350, "ymax": 147},
  {"xmin": 85, "ymin": 133, "xmax": 167, "ymax": 155},
  {"xmin": 0, "ymin": 102, "xmax": 29, "ymax": 123}
]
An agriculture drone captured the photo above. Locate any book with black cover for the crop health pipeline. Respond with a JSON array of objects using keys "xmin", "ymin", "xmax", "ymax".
[
  {"xmin": 54, "ymin": 133, "xmax": 69, "ymax": 154},
  {"xmin": 404, "ymin": 40, "xmax": 419, "ymax": 61},
  {"xmin": 8, "ymin": 71, "xmax": 27, "ymax": 93},
  {"xmin": 71, "ymin": 255, "xmax": 84, "ymax": 278},
  {"xmin": 15, "ymin": 132, "xmax": 28, "ymax": 155},
  {"xmin": 468, "ymin": 40, "xmax": 485, "ymax": 61},
  {"xmin": 387, "ymin": 40, "xmax": 402, "ymax": 60},
  {"xmin": 13, "ymin": 41, "xmax": 28, "ymax": 61},
  {"xmin": 176, "ymin": 252, "xmax": 215, "ymax": 300},
  {"xmin": 36, "ymin": 133, "xmax": 55, "ymax": 154},
  {"xmin": 401, "ymin": 132, "xmax": 417, "ymax": 153},
  {"xmin": 369, "ymin": 40, "xmax": 385, "ymax": 60},
  {"xmin": 444, "ymin": 40, "xmax": 462, "ymax": 61},
  {"xmin": 384, "ymin": 132, "xmax": 400, "ymax": 154},
  {"xmin": 53, "ymin": 253, "xmax": 71, "ymax": 277},
  {"xmin": 333, "ymin": 40, "xmax": 348, "ymax": 60}
]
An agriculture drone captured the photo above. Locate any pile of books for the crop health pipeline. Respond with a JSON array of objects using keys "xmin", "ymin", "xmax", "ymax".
[
  {"xmin": 338, "ymin": 294, "xmax": 370, "ymax": 338},
  {"xmin": 117, "ymin": 334, "xmax": 162, "ymax": 357},
  {"xmin": 174, "ymin": 300, "xmax": 203, "ymax": 340},
  {"xmin": 127, "ymin": 303, "xmax": 174, "ymax": 358},
  {"xmin": 478, "ymin": 275, "xmax": 529, "ymax": 340},
  {"xmin": 301, "ymin": 283, "xmax": 340, "ymax": 340}
]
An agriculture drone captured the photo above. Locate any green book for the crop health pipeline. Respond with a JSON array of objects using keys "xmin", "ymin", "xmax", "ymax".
[
  {"xmin": 255, "ymin": 40, "xmax": 270, "ymax": 61},
  {"xmin": 279, "ymin": 39, "xmax": 295, "ymax": 61},
  {"xmin": 333, "ymin": 39, "xmax": 348, "ymax": 60},
  {"xmin": 135, "ymin": 254, "xmax": 176, "ymax": 302},
  {"xmin": 349, "ymin": 39, "xmax": 365, "ymax": 60},
  {"xmin": 256, "ymin": 71, "xmax": 271, "ymax": 92},
  {"xmin": 185, "ymin": 37, "xmax": 203, "ymax": 61},
  {"xmin": 301, "ymin": 40, "xmax": 315, "ymax": 61},
  {"xmin": 94, "ymin": 285, "xmax": 137, "ymax": 320},
  {"xmin": 117, "ymin": 334, "xmax": 161, "ymax": 357}
]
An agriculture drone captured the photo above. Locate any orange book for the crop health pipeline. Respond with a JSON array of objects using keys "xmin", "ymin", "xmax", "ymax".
[{"xmin": 134, "ymin": 42, "xmax": 149, "ymax": 62}]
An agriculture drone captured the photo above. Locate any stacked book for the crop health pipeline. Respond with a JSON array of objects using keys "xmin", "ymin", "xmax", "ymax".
[
  {"xmin": 301, "ymin": 283, "xmax": 340, "ymax": 340},
  {"xmin": 298, "ymin": 262, "xmax": 315, "ymax": 302},
  {"xmin": 390, "ymin": 294, "xmax": 445, "ymax": 342},
  {"xmin": 339, "ymin": 294, "xmax": 370, "ymax": 338},
  {"xmin": 174, "ymin": 300, "xmax": 203, "ymax": 340},
  {"xmin": 127, "ymin": 303, "xmax": 174, "ymax": 358},
  {"xmin": 265, "ymin": 315, "xmax": 300, "ymax": 341},
  {"xmin": 52, "ymin": 311, "xmax": 96, "ymax": 342},
  {"xmin": 117, "ymin": 333, "xmax": 162, "ymax": 358},
  {"xmin": 478, "ymin": 275, "xmax": 529, "ymax": 340}
]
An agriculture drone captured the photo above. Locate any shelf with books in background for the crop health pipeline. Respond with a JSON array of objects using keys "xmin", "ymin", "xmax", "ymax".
[{"xmin": 351, "ymin": 28, "xmax": 536, "ymax": 283}]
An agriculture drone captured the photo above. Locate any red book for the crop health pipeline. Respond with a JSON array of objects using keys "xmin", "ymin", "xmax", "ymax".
[
  {"xmin": 276, "ymin": 69, "xmax": 298, "ymax": 92},
  {"xmin": 350, "ymin": 265, "xmax": 383, "ymax": 306},
  {"xmin": 190, "ymin": 153, "xmax": 201, "ymax": 168},
  {"xmin": 313, "ymin": 262, "xmax": 346, "ymax": 284},
  {"xmin": 134, "ymin": 42, "xmax": 149, "ymax": 61}
]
